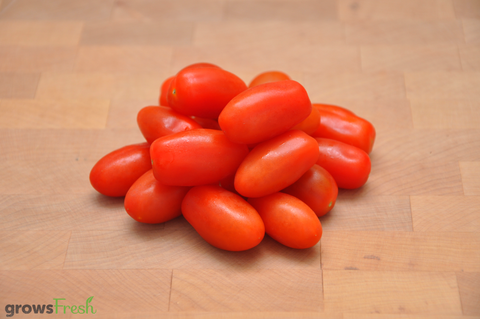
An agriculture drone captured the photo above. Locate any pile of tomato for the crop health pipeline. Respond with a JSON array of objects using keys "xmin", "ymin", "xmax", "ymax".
[{"xmin": 90, "ymin": 63, "xmax": 375, "ymax": 252}]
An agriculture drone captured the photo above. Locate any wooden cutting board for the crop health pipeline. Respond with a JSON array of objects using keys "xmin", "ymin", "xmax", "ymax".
[{"xmin": 1, "ymin": 0, "xmax": 479, "ymax": 318}]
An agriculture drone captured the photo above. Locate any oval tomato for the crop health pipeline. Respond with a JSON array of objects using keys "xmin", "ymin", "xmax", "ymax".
[
  {"xmin": 159, "ymin": 76, "xmax": 174, "ymax": 107},
  {"xmin": 137, "ymin": 106, "xmax": 202, "ymax": 144},
  {"xmin": 90, "ymin": 143, "xmax": 151, "ymax": 197},
  {"xmin": 312, "ymin": 103, "xmax": 376, "ymax": 154},
  {"xmin": 292, "ymin": 105, "xmax": 321, "ymax": 135},
  {"xmin": 151, "ymin": 129, "xmax": 249, "ymax": 186},
  {"xmin": 167, "ymin": 66, "xmax": 247, "ymax": 119},
  {"xmin": 219, "ymin": 80, "xmax": 312, "ymax": 145},
  {"xmin": 282, "ymin": 164, "xmax": 338, "ymax": 217},
  {"xmin": 182, "ymin": 185, "xmax": 265, "ymax": 251},
  {"xmin": 235, "ymin": 130, "xmax": 319, "ymax": 198},
  {"xmin": 124, "ymin": 170, "xmax": 190, "ymax": 224},
  {"xmin": 315, "ymin": 138, "xmax": 371, "ymax": 189},
  {"xmin": 248, "ymin": 192, "xmax": 322, "ymax": 249},
  {"xmin": 248, "ymin": 70, "xmax": 291, "ymax": 88}
]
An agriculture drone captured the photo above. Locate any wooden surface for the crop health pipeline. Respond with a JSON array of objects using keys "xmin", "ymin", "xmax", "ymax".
[{"xmin": 0, "ymin": 0, "xmax": 479, "ymax": 318}]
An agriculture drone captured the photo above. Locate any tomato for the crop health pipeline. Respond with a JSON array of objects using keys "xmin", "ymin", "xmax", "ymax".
[
  {"xmin": 137, "ymin": 106, "xmax": 202, "ymax": 144},
  {"xmin": 90, "ymin": 143, "xmax": 151, "ymax": 197},
  {"xmin": 181, "ymin": 185, "xmax": 265, "ymax": 251},
  {"xmin": 219, "ymin": 80, "xmax": 312, "ymax": 145},
  {"xmin": 235, "ymin": 130, "xmax": 319, "ymax": 198},
  {"xmin": 312, "ymin": 103, "xmax": 376, "ymax": 154},
  {"xmin": 292, "ymin": 105, "xmax": 321, "ymax": 135},
  {"xmin": 315, "ymin": 138, "xmax": 371, "ymax": 189},
  {"xmin": 190, "ymin": 116, "xmax": 221, "ymax": 130},
  {"xmin": 124, "ymin": 170, "xmax": 190, "ymax": 224},
  {"xmin": 219, "ymin": 174, "xmax": 237, "ymax": 194},
  {"xmin": 159, "ymin": 76, "xmax": 174, "ymax": 107},
  {"xmin": 248, "ymin": 70, "xmax": 291, "ymax": 88},
  {"xmin": 282, "ymin": 164, "xmax": 338, "ymax": 217},
  {"xmin": 151, "ymin": 129, "xmax": 249, "ymax": 186},
  {"xmin": 248, "ymin": 192, "xmax": 322, "ymax": 249},
  {"xmin": 167, "ymin": 66, "xmax": 247, "ymax": 119}
]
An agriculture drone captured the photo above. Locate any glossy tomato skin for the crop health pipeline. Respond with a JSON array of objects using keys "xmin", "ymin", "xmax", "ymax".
[
  {"xmin": 248, "ymin": 192, "xmax": 322, "ymax": 249},
  {"xmin": 219, "ymin": 80, "xmax": 312, "ymax": 145},
  {"xmin": 90, "ymin": 143, "xmax": 151, "ymax": 197},
  {"xmin": 159, "ymin": 76, "xmax": 174, "ymax": 106},
  {"xmin": 315, "ymin": 138, "xmax": 371, "ymax": 189},
  {"xmin": 312, "ymin": 103, "xmax": 376, "ymax": 154},
  {"xmin": 248, "ymin": 70, "xmax": 291, "ymax": 88},
  {"xmin": 292, "ymin": 105, "xmax": 321, "ymax": 135},
  {"xmin": 151, "ymin": 129, "xmax": 249, "ymax": 186},
  {"xmin": 235, "ymin": 130, "xmax": 319, "ymax": 198},
  {"xmin": 137, "ymin": 106, "xmax": 202, "ymax": 144},
  {"xmin": 124, "ymin": 170, "xmax": 190, "ymax": 224},
  {"xmin": 167, "ymin": 66, "xmax": 247, "ymax": 119},
  {"xmin": 282, "ymin": 164, "xmax": 338, "ymax": 217},
  {"xmin": 181, "ymin": 185, "xmax": 265, "ymax": 251}
]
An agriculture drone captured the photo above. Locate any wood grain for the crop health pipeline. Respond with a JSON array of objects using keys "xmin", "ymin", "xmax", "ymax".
[
  {"xmin": 463, "ymin": 19, "xmax": 480, "ymax": 44},
  {"xmin": 338, "ymin": 0, "xmax": 456, "ymax": 21},
  {"xmin": 0, "ymin": 99, "xmax": 110, "ymax": 128},
  {"xmin": 410, "ymin": 99, "xmax": 480, "ymax": 129},
  {"xmin": 321, "ymin": 231, "xmax": 480, "ymax": 272},
  {"xmin": 361, "ymin": 45, "xmax": 461, "ymax": 71},
  {"xmin": 111, "ymin": 0, "xmax": 224, "ymax": 22},
  {"xmin": 459, "ymin": 45, "xmax": 480, "ymax": 70},
  {"xmin": 0, "ymin": 46, "xmax": 77, "ymax": 72},
  {"xmin": 303, "ymin": 72, "xmax": 406, "ymax": 101},
  {"xmin": 345, "ymin": 21, "xmax": 465, "ymax": 45},
  {"xmin": 80, "ymin": 21, "xmax": 194, "ymax": 46},
  {"xmin": 0, "ymin": 73, "xmax": 40, "ymax": 98},
  {"xmin": 405, "ymin": 72, "xmax": 480, "ymax": 99},
  {"xmin": 170, "ymin": 269, "xmax": 323, "ymax": 312},
  {"xmin": 320, "ymin": 195, "xmax": 413, "ymax": 231},
  {"xmin": 1, "ymin": 0, "xmax": 479, "ymax": 317},
  {"xmin": 456, "ymin": 272, "xmax": 480, "ymax": 316},
  {"xmin": 460, "ymin": 161, "xmax": 480, "ymax": 195},
  {"xmin": 63, "ymin": 228, "xmax": 321, "ymax": 270},
  {"xmin": 323, "ymin": 270, "xmax": 462, "ymax": 314},
  {"xmin": 224, "ymin": 0, "xmax": 338, "ymax": 21},
  {"xmin": 0, "ymin": 21, "xmax": 83, "ymax": 46},
  {"xmin": 75, "ymin": 46, "xmax": 172, "ymax": 73},
  {"xmin": 36, "ymin": 73, "xmax": 167, "ymax": 100},
  {"xmin": 0, "ymin": 231, "xmax": 70, "ymax": 269},
  {"xmin": 0, "ymin": 269, "xmax": 172, "ymax": 313},
  {"xmin": 0, "ymin": 0, "xmax": 114, "ymax": 20},
  {"xmin": 411, "ymin": 196, "xmax": 480, "ymax": 232}
]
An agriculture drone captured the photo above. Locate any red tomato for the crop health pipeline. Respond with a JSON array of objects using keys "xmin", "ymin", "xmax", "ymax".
[
  {"xmin": 219, "ymin": 80, "xmax": 312, "ymax": 145},
  {"xmin": 151, "ymin": 129, "xmax": 249, "ymax": 186},
  {"xmin": 137, "ymin": 106, "xmax": 202, "ymax": 144},
  {"xmin": 292, "ymin": 105, "xmax": 321, "ymax": 135},
  {"xmin": 167, "ymin": 66, "xmax": 247, "ymax": 119},
  {"xmin": 235, "ymin": 130, "xmax": 319, "ymax": 198},
  {"xmin": 219, "ymin": 174, "xmax": 237, "ymax": 194},
  {"xmin": 315, "ymin": 138, "xmax": 371, "ymax": 189},
  {"xmin": 312, "ymin": 103, "xmax": 376, "ymax": 154},
  {"xmin": 182, "ymin": 185, "xmax": 265, "ymax": 251},
  {"xmin": 190, "ymin": 116, "xmax": 221, "ymax": 130},
  {"xmin": 90, "ymin": 143, "xmax": 151, "ymax": 197},
  {"xmin": 248, "ymin": 70, "xmax": 291, "ymax": 88},
  {"xmin": 159, "ymin": 76, "xmax": 174, "ymax": 107},
  {"xmin": 124, "ymin": 170, "xmax": 190, "ymax": 224},
  {"xmin": 282, "ymin": 164, "xmax": 338, "ymax": 217},
  {"xmin": 248, "ymin": 192, "xmax": 322, "ymax": 249}
]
